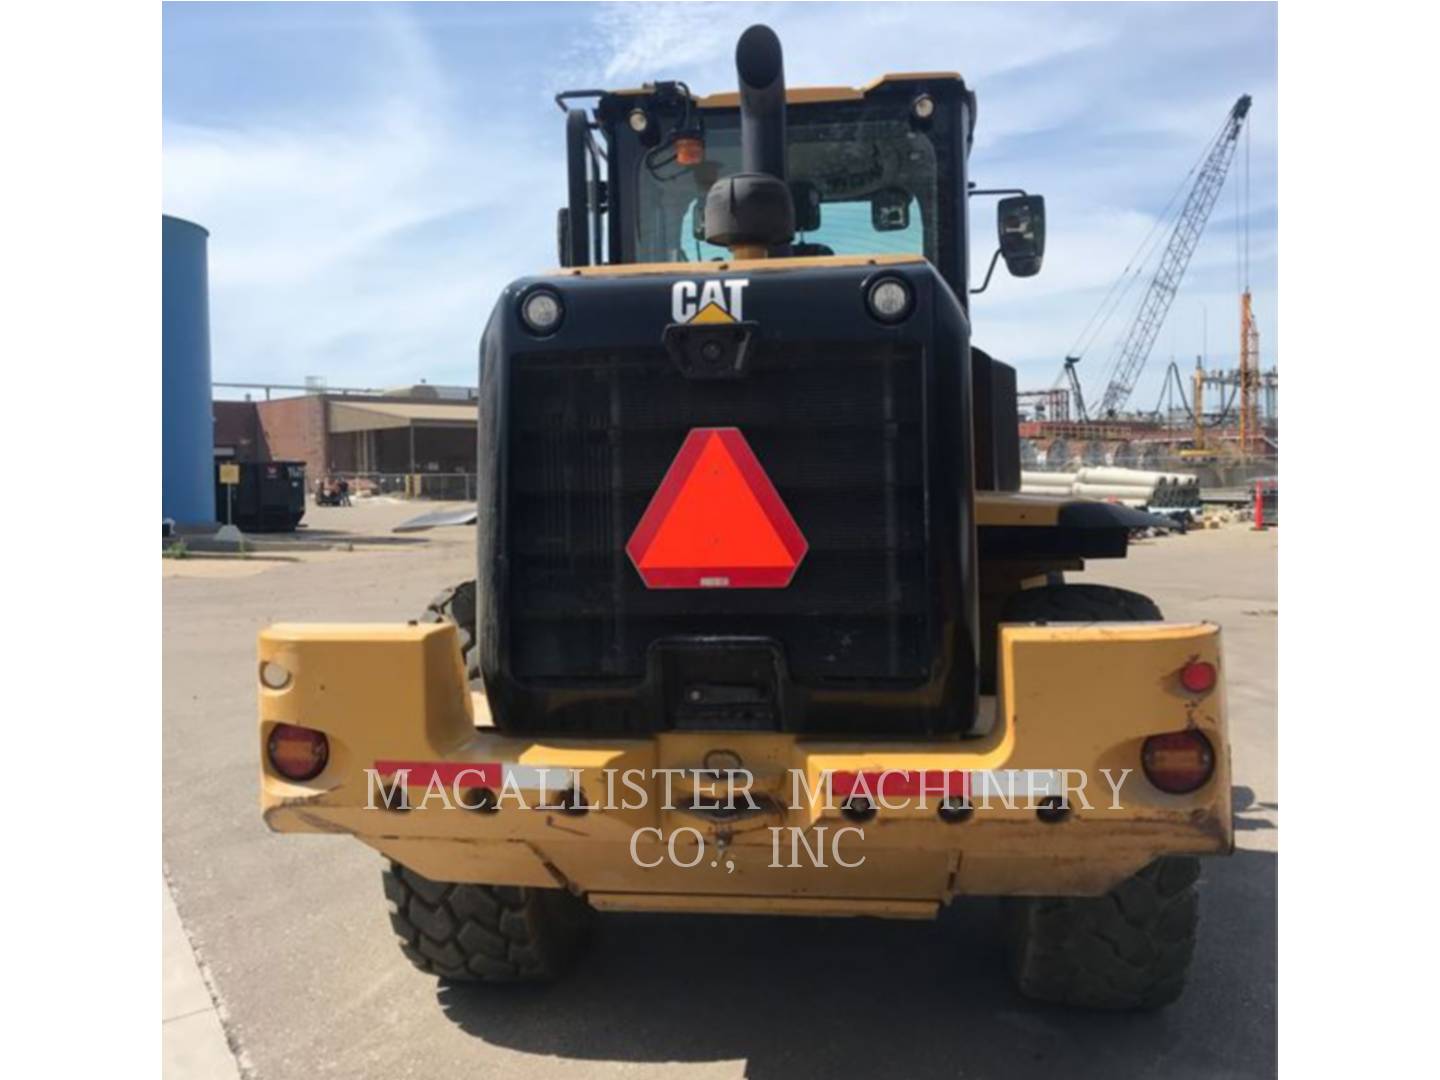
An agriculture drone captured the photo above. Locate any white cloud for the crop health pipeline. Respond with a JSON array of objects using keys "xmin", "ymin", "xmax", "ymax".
[{"xmin": 570, "ymin": 1, "xmax": 1112, "ymax": 102}]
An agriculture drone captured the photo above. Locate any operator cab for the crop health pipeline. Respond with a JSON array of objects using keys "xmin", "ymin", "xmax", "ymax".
[
  {"xmin": 553, "ymin": 56, "xmax": 1046, "ymax": 499},
  {"xmin": 555, "ymin": 68, "xmax": 1042, "ymax": 304}
]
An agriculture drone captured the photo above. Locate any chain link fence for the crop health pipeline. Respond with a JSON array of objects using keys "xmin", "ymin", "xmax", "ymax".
[{"xmin": 325, "ymin": 472, "xmax": 477, "ymax": 501}]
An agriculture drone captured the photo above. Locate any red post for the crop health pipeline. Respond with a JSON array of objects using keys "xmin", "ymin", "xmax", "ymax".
[{"xmin": 1252, "ymin": 479, "xmax": 1264, "ymax": 530}]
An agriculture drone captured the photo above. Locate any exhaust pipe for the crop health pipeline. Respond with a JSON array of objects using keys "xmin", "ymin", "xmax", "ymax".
[
  {"xmin": 736, "ymin": 24, "xmax": 787, "ymax": 182},
  {"xmin": 704, "ymin": 24, "xmax": 795, "ymax": 258}
]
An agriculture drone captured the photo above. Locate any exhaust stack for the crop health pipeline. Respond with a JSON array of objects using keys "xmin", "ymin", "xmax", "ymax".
[
  {"xmin": 737, "ymin": 23, "xmax": 787, "ymax": 182},
  {"xmin": 704, "ymin": 24, "xmax": 796, "ymax": 258}
]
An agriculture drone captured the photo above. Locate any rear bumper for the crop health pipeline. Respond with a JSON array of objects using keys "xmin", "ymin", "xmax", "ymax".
[{"xmin": 259, "ymin": 621, "xmax": 1231, "ymax": 915}]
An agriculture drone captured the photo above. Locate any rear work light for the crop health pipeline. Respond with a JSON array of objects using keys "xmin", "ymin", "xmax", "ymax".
[
  {"xmin": 519, "ymin": 288, "xmax": 564, "ymax": 336},
  {"xmin": 1179, "ymin": 659, "xmax": 1218, "ymax": 694},
  {"xmin": 267, "ymin": 723, "xmax": 329, "ymax": 782},
  {"xmin": 865, "ymin": 276, "xmax": 913, "ymax": 323},
  {"xmin": 1141, "ymin": 730, "xmax": 1215, "ymax": 795}
]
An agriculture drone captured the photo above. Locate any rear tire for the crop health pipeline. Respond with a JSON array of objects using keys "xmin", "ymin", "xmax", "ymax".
[
  {"xmin": 419, "ymin": 580, "xmax": 481, "ymax": 684},
  {"xmin": 1007, "ymin": 856, "xmax": 1201, "ymax": 1009},
  {"xmin": 382, "ymin": 862, "xmax": 592, "ymax": 982},
  {"xmin": 1002, "ymin": 582, "xmax": 1163, "ymax": 623}
]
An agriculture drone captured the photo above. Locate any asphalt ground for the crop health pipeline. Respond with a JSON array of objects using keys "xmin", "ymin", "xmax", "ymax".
[{"xmin": 163, "ymin": 501, "xmax": 1277, "ymax": 1079}]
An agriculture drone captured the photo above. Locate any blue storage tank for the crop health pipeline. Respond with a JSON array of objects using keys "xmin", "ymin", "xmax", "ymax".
[{"xmin": 162, "ymin": 215, "xmax": 216, "ymax": 526}]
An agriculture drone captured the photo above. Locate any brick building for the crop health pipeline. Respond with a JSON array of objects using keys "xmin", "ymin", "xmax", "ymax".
[{"xmin": 213, "ymin": 386, "xmax": 478, "ymax": 490}]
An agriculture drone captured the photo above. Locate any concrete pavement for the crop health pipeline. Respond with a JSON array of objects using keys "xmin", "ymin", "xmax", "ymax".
[{"xmin": 161, "ymin": 501, "xmax": 1276, "ymax": 1079}]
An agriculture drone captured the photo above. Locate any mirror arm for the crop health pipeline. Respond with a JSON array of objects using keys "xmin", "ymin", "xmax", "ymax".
[
  {"xmin": 970, "ymin": 248, "xmax": 1002, "ymax": 295},
  {"xmin": 969, "ymin": 186, "xmax": 1028, "ymax": 198}
]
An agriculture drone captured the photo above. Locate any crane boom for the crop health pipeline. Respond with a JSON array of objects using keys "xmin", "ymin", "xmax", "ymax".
[
  {"xmin": 1096, "ymin": 94, "xmax": 1251, "ymax": 417},
  {"xmin": 1062, "ymin": 355, "xmax": 1088, "ymax": 421}
]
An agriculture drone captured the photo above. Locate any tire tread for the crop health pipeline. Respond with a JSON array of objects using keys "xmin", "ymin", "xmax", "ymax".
[
  {"xmin": 422, "ymin": 581, "xmax": 482, "ymax": 685},
  {"xmin": 1002, "ymin": 583, "xmax": 1164, "ymax": 623},
  {"xmin": 381, "ymin": 862, "xmax": 591, "ymax": 983},
  {"xmin": 1008, "ymin": 856, "xmax": 1200, "ymax": 1010}
]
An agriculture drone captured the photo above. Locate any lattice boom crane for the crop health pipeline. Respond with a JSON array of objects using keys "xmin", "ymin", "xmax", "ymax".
[{"xmin": 1096, "ymin": 94, "xmax": 1251, "ymax": 417}]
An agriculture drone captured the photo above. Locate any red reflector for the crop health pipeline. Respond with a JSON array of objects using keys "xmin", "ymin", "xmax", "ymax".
[
  {"xmin": 830, "ymin": 770, "xmax": 970, "ymax": 799},
  {"xmin": 1179, "ymin": 660, "xmax": 1218, "ymax": 694},
  {"xmin": 626, "ymin": 428, "xmax": 808, "ymax": 589},
  {"xmin": 1141, "ymin": 730, "xmax": 1215, "ymax": 794},
  {"xmin": 267, "ymin": 723, "xmax": 329, "ymax": 782}
]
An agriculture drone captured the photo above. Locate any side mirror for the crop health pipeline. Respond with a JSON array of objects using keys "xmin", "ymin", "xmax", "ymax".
[
  {"xmin": 872, "ymin": 187, "xmax": 911, "ymax": 232},
  {"xmin": 997, "ymin": 194, "xmax": 1045, "ymax": 277}
]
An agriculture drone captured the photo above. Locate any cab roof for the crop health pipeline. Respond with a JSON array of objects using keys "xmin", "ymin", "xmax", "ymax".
[
  {"xmin": 607, "ymin": 72, "xmax": 962, "ymax": 104},
  {"xmin": 600, "ymin": 72, "xmax": 976, "ymax": 138}
]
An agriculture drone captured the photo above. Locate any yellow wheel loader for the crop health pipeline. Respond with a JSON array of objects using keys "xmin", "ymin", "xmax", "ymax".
[{"xmin": 259, "ymin": 25, "xmax": 1229, "ymax": 1010}]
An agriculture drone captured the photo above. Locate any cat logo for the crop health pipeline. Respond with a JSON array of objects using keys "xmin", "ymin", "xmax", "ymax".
[{"xmin": 672, "ymin": 278, "xmax": 749, "ymax": 324}]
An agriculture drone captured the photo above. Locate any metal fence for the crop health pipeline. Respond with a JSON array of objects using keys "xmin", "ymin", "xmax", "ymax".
[{"xmin": 327, "ymin": 472, "xmax": 477, "ymax": 501}]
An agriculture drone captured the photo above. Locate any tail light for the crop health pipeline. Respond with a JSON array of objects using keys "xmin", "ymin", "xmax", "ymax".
[
  {"xmin": 1179, "ymin": 659, "xmax": 1218, "ymax": 694},
  {"xmin": 267, "ymin": 723, "xmax": 329, "ymax": 781},
  {"xmin": 1141, "ymin": 730, "xmax": 1214, "ymax": 794}
]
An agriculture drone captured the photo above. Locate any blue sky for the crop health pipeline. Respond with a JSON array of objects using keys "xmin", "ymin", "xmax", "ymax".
[{"xmin": 163, "ymin": 1, "xmax": 1277, "ymax": 407}]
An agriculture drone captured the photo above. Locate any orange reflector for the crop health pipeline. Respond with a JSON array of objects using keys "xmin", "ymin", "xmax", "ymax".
[
  {"xmin": 267, "ymin": 723, "xmax": 329, "ymax": 782},
  {"xmin": 626, "ymin": 428, "xmax": 807, "ymax": 589},
  {"xmin": 1179, "ymin": 659, "xmax": 1217, "ymax": 694},
  {"xmin": 674, "ymin": 136, "xmax": 705, "ymax": 166},
  {"xmin": 1141, "ymin": 730, "xmax": 1214, "ymax": 794}
]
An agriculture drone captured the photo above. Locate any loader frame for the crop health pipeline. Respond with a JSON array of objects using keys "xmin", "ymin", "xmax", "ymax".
[{"xmin": 260, "ymin": 612, "xmax": 1230, "ymax": 915}]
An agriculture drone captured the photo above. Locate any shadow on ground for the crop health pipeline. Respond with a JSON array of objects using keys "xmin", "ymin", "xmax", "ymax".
[
  {"xmin": 435, "ymin": 851, "xmax": 1276, "ymax": 1080},
  {"xmin": 1232, "ymin": 786, "xmax": 1278, "ymax": 832},
  {"xmin": 272, "ymin": 526, "xmax": 430, "ymax": 547}
]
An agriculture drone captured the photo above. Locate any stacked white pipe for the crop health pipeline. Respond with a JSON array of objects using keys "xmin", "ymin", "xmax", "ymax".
[{"xmin": 1021, "ymin": 466, "xmax": 1199, "ymax": 509}]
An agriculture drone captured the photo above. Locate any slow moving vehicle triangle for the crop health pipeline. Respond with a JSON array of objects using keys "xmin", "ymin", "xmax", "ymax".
[{"xmin": 626, "ymin": 427, "xmax": 808, "ymax": 588}]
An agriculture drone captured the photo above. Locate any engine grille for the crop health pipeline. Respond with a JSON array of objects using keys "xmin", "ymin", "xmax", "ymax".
[{"xmin": 505, "ymin": 341, "xmax": 930, "ymax": 683}]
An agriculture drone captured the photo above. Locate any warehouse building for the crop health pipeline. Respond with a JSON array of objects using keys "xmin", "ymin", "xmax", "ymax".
[{"xmin": 213, "ymin": 384, "xmax": 478, "ymax": 495}]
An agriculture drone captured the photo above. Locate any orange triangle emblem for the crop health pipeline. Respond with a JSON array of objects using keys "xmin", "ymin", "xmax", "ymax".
[
  {"xmin": 626, "ymin": 428, "xmax": 808, "ymax": 589},
  {"xmin": 688, "ymin": 301, "xmax": 736, "ymax": 324}
]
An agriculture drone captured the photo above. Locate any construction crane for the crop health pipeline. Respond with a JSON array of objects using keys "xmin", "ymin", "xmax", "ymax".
[
  {"xmin": 1195, "ymin": 94, "xmax": 1267, "ymax": 463},
  {"xmin": 1081, "ymin": 95, "xmax": 1252, "ymax": 418},
  {"xmin": 1235, "ymin": 106, "xmax": 1262, "ymax": 460},
  {"xmin": 1062, "ymin": 355, "xmax": 1088, "ymax": 422}
]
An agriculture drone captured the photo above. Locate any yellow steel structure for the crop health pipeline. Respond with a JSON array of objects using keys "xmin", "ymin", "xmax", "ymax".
[
  {"xmin": 1192, "ymin": 361, "xmax": 1206, "ymax": 452},
  {"xmin": 1239, "ymin": 289, "xmax": 1261, "ymax": 460},
  {"xmin": 259, "ymin": 617, "xmax": 1230, "ymax": 915}
]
